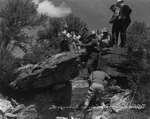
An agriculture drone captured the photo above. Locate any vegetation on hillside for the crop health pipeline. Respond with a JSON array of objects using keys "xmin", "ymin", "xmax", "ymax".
[
  {"xmin": 116, "ymin": 21, "xmax": 150, "ymax": 118},
  {"xmin": 0, "ymin": 0, "xmax": 47, "ymax": 90},
  {"xmin": 22, "ymin": 14, "xmax": 87, "ymax": 64},
  {"xmin": 0, "ymin": 0, "xmax": 150, "ymax": 118}
]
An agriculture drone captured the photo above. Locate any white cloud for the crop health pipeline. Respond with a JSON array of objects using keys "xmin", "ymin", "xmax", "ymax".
[{"xmin": 33, "ymin": 0, "xmax": 72, "ymax": 17}]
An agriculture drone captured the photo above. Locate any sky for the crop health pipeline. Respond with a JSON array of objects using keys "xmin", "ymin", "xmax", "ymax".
[
  {"xmin": 34, "ymin": 0, "xmax": 150, "ymax": 30},
  {"xmin": 0, "ymin": 0, "xmax": 150, "ymax": 57},
  {"xmin": 0, "ymin": 0, "xmax": 150, "ymax": 30}
]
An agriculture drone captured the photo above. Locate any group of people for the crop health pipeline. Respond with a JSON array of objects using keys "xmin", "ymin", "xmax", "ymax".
[
  {"xmin": 60, "ymin": 0, "xmax": 132, "ymax": 75},
  {"xmin": 82, "ymin": 0, "xmax": 132, "ymax": 111},
  {"xmin": 60, "ymin": 26, "xmax": 81, "ymax": 53},
  {"xmin": 109, "ymin": 0, "xmax": 132, "ymax": 47},
  {"xmin": 60, "ymin": 0, "xmax": 132, "ymax": 112},
  {"xmin": 60, "ymin": 26, "xmax": 112, "ymax": 75},
  {"xmin": 78, "ymin": 27, "xmax": 112, "ymax": 75}
]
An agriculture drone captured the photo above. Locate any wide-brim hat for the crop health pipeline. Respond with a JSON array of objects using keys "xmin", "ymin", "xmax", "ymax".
[
  {"xmin": 117, "ymin": 0, "xmax": 124, "ymax": 3},
  {"xmin": 101, "ymin": 28, "xmax": 109, "ymax": 33},
  {"xmin": 91, "ymin": 30, "xmax": 96, "ymax": 34}
]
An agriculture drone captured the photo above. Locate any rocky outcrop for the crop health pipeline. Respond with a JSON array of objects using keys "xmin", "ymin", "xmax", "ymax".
[
  {"xmin": 0, "ymin": 97, "xmax": 37, "ymax": 119},
  {"xmin": 69, "ymin": 89, "xmax": 131, "ymax": 119},
  {"xmin": 10, "ymin": 48, "xmax": 138, "ymax": 90},
  {"xmin": 9, "ymin": 52, "xmax": 82, "ymax": 90},
  {"xmin": 99, "ymin": 48, "xmax": 130, "ymax": 77},
  {"xmin": 99, "ymin": 47, "xmax": 148, "ymax": 78},
  {"xmin": 7, "ymin": 47, "xmax": 148, "ymax": 119}
]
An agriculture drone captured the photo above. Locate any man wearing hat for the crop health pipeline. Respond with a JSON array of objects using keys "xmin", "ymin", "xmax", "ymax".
[
  {"xmin": 117, "ymin": 0, "xmax": 132, "ymax": 47},
  {"xmin": 99, "ymin": 28, "xmax": 112, "ymax": 49},
  {"xmin": 60, "ymin": 24, "xmax": 70, "ymax": 52},
  {"xmin": 77, "ymin": 31, "xmax": 100, "ymax": 75}
]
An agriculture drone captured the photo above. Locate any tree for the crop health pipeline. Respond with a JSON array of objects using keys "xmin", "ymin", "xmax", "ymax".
[
  {"xmin": 126, "ymin": 21, "xmax": 149, "ymax": 50},
  {"xmin": 23, "ymin": 14, "xmax": 87, "ymax": 64},
  {"xmin": 125, "ymin": 21, "xmax": 150, "ymax": 111},
  {"xmin": 0, "ymin": 0, "xmax": 47, "ymax": 53},
  {"xmin": 64, "ymin": 14, "xmax": 87, "ymax": 32},
  {"xmin": 49, "ymin": 17, "xmax": 64, "ymax": 37},
  {"xmin": 23, "ymin": 39, "xmax": 60, "ymax": 64},
  {"xmin": 0, "ymin": 47, "xmax": 21, "ymax": 91},
  {"xmin": 37, "ymin": 14, "xmax": 87, "ymax": 42}
]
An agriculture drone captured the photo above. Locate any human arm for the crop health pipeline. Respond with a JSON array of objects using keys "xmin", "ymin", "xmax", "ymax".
[
  {"xmin": 77, "ymin": 39, "xmax": 96, "ymax": 47},
  {"xmin": 101, "ymin": 34, "xmax": 111, "ymax": 43},
  {"xmin": 109, "ymin": 14, "xmax": 118, "ymax": 24}
]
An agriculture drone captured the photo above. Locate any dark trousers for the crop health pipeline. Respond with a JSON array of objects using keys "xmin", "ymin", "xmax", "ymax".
[
  {"xmin": 86, "ymin": 83, "xmax": 105, "ymax": 107},
  {"xmin": 86, "ymin": 52, "xmax": 99, "ymax": 75},
  {"xmin": 119, "ymin": 23, "xmax": 129, "ymax": 47},
  {"xmin": 112, "ymin": 24, "xmax": 119, "ymax": 47},
  {"xmin": 60, "ymin": 40, "xmax": 70, "ymax": 52}
]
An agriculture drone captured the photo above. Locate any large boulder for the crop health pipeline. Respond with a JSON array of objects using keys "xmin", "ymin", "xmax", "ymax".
[
  {"xmin": 99, "ymin": 47, "xmax": 148, "ymax": 78},
  {"xmin": 9, "ymin": 52, "xmax": 83, "ymax": 90},
  {"xmin": 0, "ymin": 97, "xmax": 37, "ymax": 119},
  {"xmin": 97, "ymin": 47, "xmax": 148, "ymax": 89},
  {"xmin": 0, "ymin": 98, "xmax": 13, "ymax": 113},
  {"xmin": 99, "ymin": 48, "xmax": 130, "ymax": 77}
]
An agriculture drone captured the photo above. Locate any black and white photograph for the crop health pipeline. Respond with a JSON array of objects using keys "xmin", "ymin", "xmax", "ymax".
[{"xmin": 0, "ymin": 0, "xmax": 150, "ymax": 119}]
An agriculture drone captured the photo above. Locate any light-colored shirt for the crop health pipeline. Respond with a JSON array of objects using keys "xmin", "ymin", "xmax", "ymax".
[{"xmin": 89, "ymin": 71, "xmax": 110, "ymax": 84}]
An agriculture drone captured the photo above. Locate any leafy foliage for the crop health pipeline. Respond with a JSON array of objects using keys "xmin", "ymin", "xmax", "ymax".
[
  {"xmin": 23, "ymin": 14, "xmax": 87, "ymax": 64},
  {"xmin": 37, "ymin": 14, "xmax": 87, "ymax": 41},
  {"xmin": 23, "ymin": 38, "xmax": 60, "ymax": 64},
  {"xmin": 64, "ymin": 14, "xmax": 87, "ymax": 32},
  {"xmin": 0, "ymin": 48, "xmax": 21, "ymax": 91},
  {"xmin": 126, "ymin": 21, "xmax": 149, "ymax": 50},
  {"xmin": 0, "ymin": 0, "xmax": 47, "ymax": 53},
  {"xmin": 125, "ymin": 21, "xmax": 150, "ymax": 111}
]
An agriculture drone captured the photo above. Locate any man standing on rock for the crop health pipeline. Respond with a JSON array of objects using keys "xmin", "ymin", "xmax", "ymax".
[
  {"xmin": 60, "ymin": 24, "xmax": 70, "ymax": 52},
  {"xmin": 99, "ymin": 28, "xmax": 112, "ymax": 49},
  {"xmin": 117, "ymin": 0, "xmax": 132, "ymax": 47},
  {"xmin": 109, "ymin": 4, "xmax": 120, "ymax": 47},
  {"xmin": 82, "ymin": 70, "xmax": 110, "ymax": 110}
]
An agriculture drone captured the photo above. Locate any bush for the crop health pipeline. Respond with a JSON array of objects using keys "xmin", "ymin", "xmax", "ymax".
[
  {"xmin": 23, "ymin": 37, "xmax": 60, "ymax": 64},
  {"xmin": 126, "ymin": 21, "xmax": 150, "ymax": 112},
  {"xmin": 127, "ymin": 21, "xmax": 149, "ymax": 50},
  {"xmin": 115, "ymin": 110, "xmax": 149, "ymax": 119},
  {"xmin": 0, "ymin": 49, "xmax": 21, "ymax": 91}
]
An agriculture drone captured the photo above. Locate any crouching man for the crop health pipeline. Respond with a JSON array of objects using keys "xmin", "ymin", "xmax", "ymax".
[{"xmin": 82, "ymin": 70, "xmax": 110, "ymax": 110}]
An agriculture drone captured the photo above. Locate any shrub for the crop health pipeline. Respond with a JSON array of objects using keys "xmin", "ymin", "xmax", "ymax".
[{"xmin": 115, "ymin": 110, "xmax": 148, "ymax": 119}]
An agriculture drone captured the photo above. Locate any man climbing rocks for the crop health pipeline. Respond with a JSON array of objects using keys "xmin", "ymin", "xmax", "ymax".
[
  {"xmin": 82, "ymin": 70, "xmax": 110, "ymax": 110},
  {"xmin": 117, "ymin": 0, "xmax": 132, "ymax": 47},
  {"xmin": 77, "ymin": 31, "xmax": 100, "ymax": 75}
]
